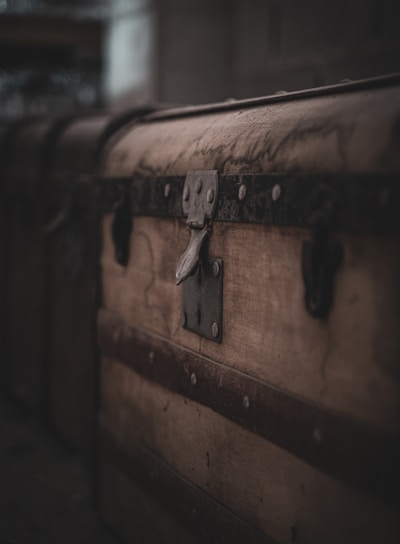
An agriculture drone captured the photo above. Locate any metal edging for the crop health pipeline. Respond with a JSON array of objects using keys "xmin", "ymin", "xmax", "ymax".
[
  {"xmin": 93, "ymin": 173, "xmax": 400, "ymax": 235},
  {"xmin": 140, "ymin": 73, "xmax": 400, "ymax": 122}
]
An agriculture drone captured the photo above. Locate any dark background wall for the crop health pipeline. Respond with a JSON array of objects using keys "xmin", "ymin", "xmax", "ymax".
[
  {"xmin": 0, "ymin": 0, "xmax": 399, "ymax": 115},
  {"xmin": 156, "ymin": 0, "xmax": 400, "ymax": 103}
]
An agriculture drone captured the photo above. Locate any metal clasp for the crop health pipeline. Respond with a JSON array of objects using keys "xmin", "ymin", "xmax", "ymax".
[
  {"xmin": 177, "ymin": 170, "xmax": 223, "ymax": 342},
  {"xmin": 176, "ymin": 170, "xmax": 218, "ymax": 285}
]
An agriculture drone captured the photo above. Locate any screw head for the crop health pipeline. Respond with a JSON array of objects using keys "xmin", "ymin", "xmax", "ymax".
[
  {"xmin": 212, "ymin": 260, "xmax": 220, "ymax": 278},
  {"xmin": 183, "ymin": 186, "xmax": 190, "ymax": 201},
  {"xmin": 242, "ymin": 395, "xmax": 250, "ymax": 411},
  {"xmin": 211, "ymin": 321, "xmax": 219, "ymax": 338},
  {"xmin": 195, "ymin": 178, "xmax": 203, "ymax": 193},
  {"xmin": 238, "ymin": 184, "xmax": 247, "ymax": 201},
  {"xmin": 206, "ymin": 187, "xmax": 214, "ymax": 203},
  {"xmin": 148, "ymin": 351, "xmax": 155, "ymax": 365},
  {"xmin": 190, "ymin": 372, "xmax": 197, "ymax": 386},
  {"xmin": 164, "ymin": 183, "xmax": 171, "ymax": 198},
  {"xmin": 272, "ymin": 184, "xmax": 281, "ymax": 201}
]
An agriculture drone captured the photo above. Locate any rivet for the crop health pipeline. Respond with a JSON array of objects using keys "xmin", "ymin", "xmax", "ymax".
[
  {"xmin": 211, "ymin": 321, "xmax": 219, "ymax": 338},
  {"xmin": 242, "ymin": 395, "xmax": 250, "ymax": 411},
  {"xmin": 238, "ymin": 184, "xmax": 247, "ymax": 201},
  {"xmin": 272, "ymin": 184, "xmax": 281, "ymax": 201},
  {"xmin": 190, "ymin": 372, "xmax": 197, "ymax": 386},
  {"xmin": 148, "ymin": 351, "xmax": 155, "ymax": 365},
  {"xmin": 313, "ymin": 427, "xmax": 322, "ymax": 445},
  {"xmin": 206, "ymin": 187, "xmax": 214, "ymax": 203},
  {"xmin": 195, "ymin": 178, "xmax": 203, "ymax": 193},
  {"xmin": 164, "ymin": 183, "xmax": 170, "ymax": 198},
  {"xmin": 212, "ymin": 260, "xmax": 220, "ymax": 278},
  {"xmin": 183, "ymin": 186, "xmax": 190, "ymax": 201}
]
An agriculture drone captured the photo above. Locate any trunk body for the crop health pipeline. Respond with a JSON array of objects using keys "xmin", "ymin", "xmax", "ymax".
[{"xmin": 97, "ymin": 79, "xmax": 400, "ymax": 543}]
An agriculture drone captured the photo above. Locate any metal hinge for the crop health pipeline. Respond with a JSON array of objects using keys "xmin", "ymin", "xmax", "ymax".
[
  {"xmin": 301, "ymin": 184, "xmax": 342, "ymax": 318},
  {"xmin": 176, "ymin": 171, "xmax": 223, "ymax": 342},
  {"xmin": 111, "ymin": 186, "xmax": 133, "ymax": 267}
]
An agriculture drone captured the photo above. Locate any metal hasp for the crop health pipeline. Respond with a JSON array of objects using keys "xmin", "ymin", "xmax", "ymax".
[{"xmin": 176, "ymin": 170, "xmax": 223, "ymax": 342}]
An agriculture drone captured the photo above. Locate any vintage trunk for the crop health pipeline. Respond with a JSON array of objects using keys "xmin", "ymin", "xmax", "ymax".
[
  {"xmin": 105, "ymin": 76, "xmax": 399, "ymax": 542},
  {"xmin": 2, "ymin": 117, "xmax": 71, "ymax": 411},
  {"xmin": 46, "ymin": 110, "xmax": 150, "ymax": 452}
]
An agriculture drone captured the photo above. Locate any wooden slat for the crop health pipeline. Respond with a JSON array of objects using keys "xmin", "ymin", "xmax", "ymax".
[
  {"xmin": 99, "ymin": 460, "xmax": 203, "ymax": 544},
  {"xmin": 100, "ymin": 214, "xmax": 400, "ymax": 432},
  {"xmin": 99, "ymin": 358, "xmax": 398, "ymax": 544},
  {"xmin": 99, "ymin": 435, "xmax": 271, "ymax": 544},
  {"xmin": 98, "ymin": 308, "xmax": 399, "ymax": 502}
]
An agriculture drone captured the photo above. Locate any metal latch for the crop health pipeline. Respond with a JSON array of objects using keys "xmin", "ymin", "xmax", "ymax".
[
  {"xmin": 176, "ymin": 170, "xmax": 223, "ymax": 342},
  {"xmin": 176, "ymin": 170, "xmax": 219, "ymax": 285}
]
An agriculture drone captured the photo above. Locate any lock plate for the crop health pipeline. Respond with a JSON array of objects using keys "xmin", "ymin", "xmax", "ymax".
[{"xmin": 182, "ymin": 257, "xmax": 223, "ymax": 343}]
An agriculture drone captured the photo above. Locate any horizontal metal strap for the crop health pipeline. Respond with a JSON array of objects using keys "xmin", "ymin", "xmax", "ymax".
[
  {"xmin": 92, "ymin": 173, "xmax": 400, "ymax": 234},
  {"xmin": 98, "ymin": 308, "xmax": 400, "ymax": 504}
]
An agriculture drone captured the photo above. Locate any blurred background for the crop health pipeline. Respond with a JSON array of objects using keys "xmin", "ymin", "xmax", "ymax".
[{"xmin": 0, "ymin": 0, "xmax": 399, "ymax": 117}]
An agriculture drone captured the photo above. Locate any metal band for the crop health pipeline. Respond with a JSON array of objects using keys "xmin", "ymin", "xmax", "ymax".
[
  {"xmin": 93, "ymin": 173, "xmax": 400, "ymax": 234},
  {"xmin": 141, "ymin": 73, "xmax": 400, "ymax": 122},
  {"xmin": 98, "ymin": 309, "xmax": 400, "ymax": 504},
  {"xmin": 99, "ymin": 418, "xmax": 274, "ymax": 544}
]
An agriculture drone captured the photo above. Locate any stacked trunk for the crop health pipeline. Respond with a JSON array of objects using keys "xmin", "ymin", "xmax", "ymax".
[
  {"xmin": 46, "ymin": 110, "xmax": 151, "ymax": 452},
  {"xmin": 2, "ymin": 117, "xmax": 71, "ymax": 411}
]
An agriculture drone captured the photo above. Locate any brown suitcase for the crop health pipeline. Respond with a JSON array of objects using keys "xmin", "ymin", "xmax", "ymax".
[{"xmin": 95, "ymin": 75, "xmax": 400, "ymax": 543}]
